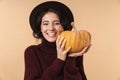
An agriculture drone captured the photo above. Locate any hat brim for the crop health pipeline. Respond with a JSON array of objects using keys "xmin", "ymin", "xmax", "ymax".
[{"xmin": 29, "ymin": 1, "xmax": 74, "ymax": 33}]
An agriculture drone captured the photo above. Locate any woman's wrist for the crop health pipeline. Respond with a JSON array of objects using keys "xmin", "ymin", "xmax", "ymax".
[{"xmin": 57, "ymin": 56, "xmax": 66, "ymax": 61}]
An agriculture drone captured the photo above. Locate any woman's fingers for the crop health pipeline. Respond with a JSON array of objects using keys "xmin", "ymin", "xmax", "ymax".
[
  {"xmin": 64, "ymin": 46, "xmax": 71, "ymax": 53},
  {"xmin": 56, "ymin": 36, "xmax": 64, "ymax": 49},
  {"xmin": 60, "ymin": 38, "xmax": 66, "ymax": 49},
  {"xmin": 83, "ymin": 43, "xmax": 92, "ymax": 53},
  {"xmin": 56, "ymin": 36, "xmax": 71, "ymax": 61},
  {"xmin": 68, "ymin": 44, "xmax": 92, "ymax": 57}
]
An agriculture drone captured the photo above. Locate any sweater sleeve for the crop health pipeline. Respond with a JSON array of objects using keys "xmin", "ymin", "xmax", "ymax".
[
  {"xmin": 24, "ymin": 46, "xmax": 41, "ymax": 80},
  {"xmin": 64, "ymin": 56, "xmax": 86, "ymax": 80},
  {"xmin": 24, "ymin": 46, "xmax": 65, "ymax": 80},
  {"xmin": 77, "ymin": 56, "xmax": 87, "ymax": 80}
]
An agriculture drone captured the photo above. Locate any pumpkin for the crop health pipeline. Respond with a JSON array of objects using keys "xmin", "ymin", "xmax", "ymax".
[{"xmin": 60, "ymin": 23, "xmax": 91, "ymax": 53}]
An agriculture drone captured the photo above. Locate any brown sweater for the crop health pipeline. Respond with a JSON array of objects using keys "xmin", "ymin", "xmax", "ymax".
[{"xmin": 24, "ymin": 40, "xmax": 87, "ymax": 80}]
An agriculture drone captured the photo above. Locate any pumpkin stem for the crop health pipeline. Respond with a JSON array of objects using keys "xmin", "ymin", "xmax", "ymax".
[{"xmin": 71, "ymin": 22, "xmax": 77, "ymax": 31}]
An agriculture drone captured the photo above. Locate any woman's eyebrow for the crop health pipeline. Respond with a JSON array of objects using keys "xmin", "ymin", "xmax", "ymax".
[
  {"xmin": 42, "ymin": 20, "xmax": 49, "ymax": 23},
  {"xmin": 53, "ymin": 20, "xmax": 60, "ymax": 22}
]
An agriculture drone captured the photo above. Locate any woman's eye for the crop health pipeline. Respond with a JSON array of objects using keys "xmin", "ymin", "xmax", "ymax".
[
  {"xmin": 54, "ymin": 22, "xmax": 60, "ymax": 25},
  {"xmin": 43, "ymin": 23, "xmax": 48, "ymax": 25}
]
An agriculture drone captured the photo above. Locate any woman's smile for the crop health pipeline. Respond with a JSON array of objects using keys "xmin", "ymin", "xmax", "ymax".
[{"xmin": 47, "ymin": 32, "xmax": 56, "ymax": 37}]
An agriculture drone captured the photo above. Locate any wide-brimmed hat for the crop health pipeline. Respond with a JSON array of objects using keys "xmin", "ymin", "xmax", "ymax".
[{"xmin": 29, "ymin": 1, "xmax": 74, "ymax": 35}]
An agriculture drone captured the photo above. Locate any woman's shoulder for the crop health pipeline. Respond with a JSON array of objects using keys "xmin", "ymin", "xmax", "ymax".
[
  {"xmin": 25, "ymin": 45, "xmax": 37, "ymax": 50},
  {"xmin": 24, "ymin": 44, "xmax": 41, "ymax": 61},
  {"xmin": 24, "ymin": 44, "xmax": 41, "ymax": 54}
]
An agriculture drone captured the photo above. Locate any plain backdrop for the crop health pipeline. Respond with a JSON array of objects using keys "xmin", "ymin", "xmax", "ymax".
[{"xmin": 0, "ymin": 0, "xmax": 120, "ymax": 80}]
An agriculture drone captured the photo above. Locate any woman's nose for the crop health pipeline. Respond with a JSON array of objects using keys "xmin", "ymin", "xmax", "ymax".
[{"xmin": 48, "ymin": 24, "xmax": 54, "ymax": 30}]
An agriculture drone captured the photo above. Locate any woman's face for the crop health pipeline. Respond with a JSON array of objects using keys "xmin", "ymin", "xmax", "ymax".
[{"xmin": 41, "ymin": 12, "xmax": 64, "ymax": 42}]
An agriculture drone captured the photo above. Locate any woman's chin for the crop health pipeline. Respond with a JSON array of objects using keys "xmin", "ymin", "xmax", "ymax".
[{"xmin": 47, "ymin": 38, "xmax": 56, "ymax": 43}]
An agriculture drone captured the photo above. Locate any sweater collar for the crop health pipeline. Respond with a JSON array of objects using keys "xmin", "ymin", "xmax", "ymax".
[{"xmin": 41, "ymin": 39, "xmax": 56, "ymax": 49}]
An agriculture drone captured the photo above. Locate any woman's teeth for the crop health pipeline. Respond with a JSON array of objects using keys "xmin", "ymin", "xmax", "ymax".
[{"xmin": 48, "ymin": 33, "xmax": 56, "ymax": 37}]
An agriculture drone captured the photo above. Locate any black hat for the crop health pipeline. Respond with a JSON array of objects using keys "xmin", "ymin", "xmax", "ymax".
[{"xmin": 29, "ymin": 1, "xmax": 74, "ymax": 38}]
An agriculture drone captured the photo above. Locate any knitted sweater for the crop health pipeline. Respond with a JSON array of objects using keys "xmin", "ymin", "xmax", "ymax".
[{"xmin": 24, "ymin": 40, "xmax": 87, "ymax": 80}]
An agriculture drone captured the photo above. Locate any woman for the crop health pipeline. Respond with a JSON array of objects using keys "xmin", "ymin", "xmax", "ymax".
[{"xmin": 24, "ymin": 1, "xmax": 90, "ymax": 80}]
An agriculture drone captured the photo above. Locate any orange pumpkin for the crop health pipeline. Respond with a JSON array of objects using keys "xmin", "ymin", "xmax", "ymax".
[{"xmin": 60, "ymin": 30, "xmax": 91, "ymax": 53}]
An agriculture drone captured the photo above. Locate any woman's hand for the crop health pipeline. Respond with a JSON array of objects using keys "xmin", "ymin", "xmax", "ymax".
[
  {"xmin": 56, "ymin": 36, "xmax": 71, "ymax": 61},
  {"xmin": 68, "ymin": 44, "xmax": 91, "ymax": 57}
]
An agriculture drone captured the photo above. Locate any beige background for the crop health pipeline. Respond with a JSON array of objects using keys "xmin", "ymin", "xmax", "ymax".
[{"xmin": 0, "ymin": 0, "xmax": 120, "ymax": 80}]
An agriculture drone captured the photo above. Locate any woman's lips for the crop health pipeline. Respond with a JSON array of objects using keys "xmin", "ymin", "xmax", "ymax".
[{"xmin": 47, "ymin": 32, "xmax": 56, "ymax": 37}]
